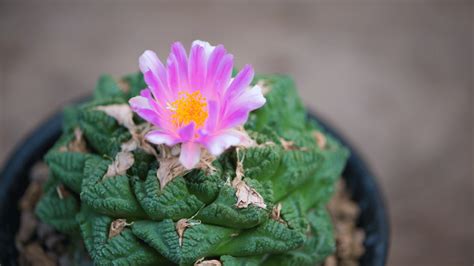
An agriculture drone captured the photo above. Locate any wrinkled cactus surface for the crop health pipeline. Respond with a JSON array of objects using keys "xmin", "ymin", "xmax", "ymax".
[{"xmin": 36, "ymin": 72, "xmax": 349, "ymax": 266}]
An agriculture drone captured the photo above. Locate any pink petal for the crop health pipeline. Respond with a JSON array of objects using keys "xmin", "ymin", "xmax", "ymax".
[
  {"xmin": 204, "ymin": 129, "xmax": 251, "ymax": 156},
  {"xmin": 139, "ymin": 50, "xmax": 167, "ymax": 85},
  {"xmin": 192, "ymin": 40, "xmax": 215, "ymax": 60},
  {"xmin": 140, "ymin": 88, "xmax": 152, "ymax": 98},
  {"xmin": 188, "ymin": 44, "xmax": 206, "ymax": 92},
  {"xmin": 179, "ymin": 142, "xmax": 201, "ymax": 169},
  {"xmin": 145, "ymin": 130, "xmax": 179, "ymax": 146},
  {"xmin": 131, "ymin": 90, "xmax": 151, "ymax": 108},
  {"xmin": 220, "ymin": 84, "xmax": 266, "ymax": 129},
  {"xmin": 178, "ymin": 122, "xmax": 196, "ymax": 141},
  {"xmin": 233, "ymin": 84, "xmax": 266, "ymax": 111},
  {"xmin": 220, "ymin": 109, "xmax": 249, "ymax": 129},
  {"xmin": 166, "ymin": 55, "xmax": 182, "ymax": 93},
  {"xmin": 205, "ymin": 45, "xmax": 226, "ymax": 89},
  {"xmin": 139, "ymin": 50, "xmax": 173, "ymax": 102},
  {"xmin": 139, "ymin": 50, "xmax": 159, "ymax": 73},
  {"xmin": 204, "ymin": 100, "xmax": 220, "ymax": 132},
  {"xmin": 170, "ymin": 42, "xmax": 188, "ymax": 89},
  {"xmin": 206, "ymin": 53, "xmax": 233, "ymax": 100},
  {"xmin": 143, "ymin": 70, "xmax": 173, "ymax": 103},
  {"xmin": 129, "ymin": 94, "xmax": 162, "ymax": 126},
  {"xmin": 224, "ymin": 65, "xmax": 254, "ymax": 101}
]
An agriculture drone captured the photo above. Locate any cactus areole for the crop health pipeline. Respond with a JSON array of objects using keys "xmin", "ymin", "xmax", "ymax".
[{"xmin": 36, "ymin": 40, "xmax": 350, "ymax": 266}]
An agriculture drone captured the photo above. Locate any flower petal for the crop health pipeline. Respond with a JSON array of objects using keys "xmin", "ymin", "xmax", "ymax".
[
  {"xmin": 139, "ymin": 50, "xmax": 167, "ymax": 84},
  {"xmin": 131, "ymin": 41, "xmax": 265, "ymax": 159},
  {"xmin": 220, "ymin": 109, "xmax": 248, "ymax": 129},
  {"xmin": 204, "ymin": 100, "xmax": 220, "ymax": 132},
  {"xmin": 178, "ymin": 122, "xmax": 196, "ymax": 141},
  {"xmin": 170, "ymin": 42, "xmax": 188, "ymax": 89},
  {"xmin": 179, "ymin": 142, "xmax": 201, "ymax": 169},
  {"xmin": 139, "ymin": 50, "xmax": 173, "ymax": 102},
  {"xmin": 205, "ymin": 45, "xmax": 226, "ymax": 90},
  {"xmin": 204, "ymin": 129, "xmax": 251, "ymax": 156},
  {"xmin": 221, "ymin": 84, "xmax": 266, "ymax": 129},
  {"xmin": 129, "ymin": 93, "xmax": 163, "ymax": 126},
  {"xmin": 188, "ymin": 44, "xmax": 206, "ymax": 92},
  {"xmin": 143, "ymin": 70, "xmax": 174, "ymax": 103},
  {"xmin": 130, "ymin": 90, "xmax": 152, "ymax": 109},
  {"xmin": 208, "ymin": 53, "xmax": 233, "ymax": 100},
  {"xmin": 146, "ymin": 130, "xmax": 179, "ymax": 146},
  {"xmin": 224, "ymin": 64, "xmax": 254, "ymax": 101},
  {"xmin": 234, "ymin": 84, "xmax": 266, "ymax": 111},
  {"xmin": 166, "ymin": 55, "xmax": 181, "ymax": 93},
  {"xmin": 192, "ymin": 40, "xmax": 215, "ymax": 60}
]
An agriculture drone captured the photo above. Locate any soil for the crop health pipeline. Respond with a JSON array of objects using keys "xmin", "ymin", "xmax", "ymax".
[
  {"xmin": 324, "ymin": 181, "xmax": 365, "ymax": 266},
  {"xmin": 16, "ymin": 162, "xmax": 364, "ymax": 266},
  {"xmin": 15, "ymin": 163, "xmax": 91, "ymax": 266}
]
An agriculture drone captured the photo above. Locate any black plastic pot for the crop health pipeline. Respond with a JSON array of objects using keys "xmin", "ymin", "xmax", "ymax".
[{"xmin": 0, "ymin": 108, "xmax": 390, "ymax": 266}]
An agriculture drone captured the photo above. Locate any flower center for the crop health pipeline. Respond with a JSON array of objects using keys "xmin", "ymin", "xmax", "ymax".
[{"xmin": 169, "ymin": 91, "xmax": 208, "ymax": 128}]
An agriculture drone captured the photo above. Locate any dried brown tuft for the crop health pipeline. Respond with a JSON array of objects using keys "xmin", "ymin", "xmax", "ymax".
[
  {"xmin": 256, "ymin": 80, "xmax": 272, "ymax": 96},
  {"xmin": 156, "ymin": 145, "xmax": 216, "ymax": 190},
  {"xmin": 55, "ymin": 185, "xmax": 70, "ymax": 199},
  {"xmin": 59, "ymin": 128, "xmax": 88, "ymax": 153},
  {"xmin": 232, "ymin": 150, "xmax": 267, "ymax": 209},
  {"xmin": 271, "ymin": 203, "xmax": 287, "ymax": 224},
  {"xmin": 108, "ymin": 219, "xmax": 130, "ymax": 239},
  {"xmin": 233, "ymin": 180, "xmax": 267, "ymax": 209},
  {"xmin": 279, "ymin": 138, "xmax": 308, "ymax": 151},
  {"xmin": 194, "ymin": 258, "xmax": 222, "ymax": 266},
  {"xmin": 104, "ymin": 151, "xmax": 135, "ymax": 179},
  {"xmin": 313, "ymin": 130, "xmax": 327, "ymax": 149},
  {"xmin": 96, "ymin": 104, "xmax": 135, "ymax": 131},
  {"xmin": 117, "ymin": 79, "xmax": 130, "ymax": 92},
  {"xmin": 176, "ymin": 219, "xmax": 191, "ymax": 247}
]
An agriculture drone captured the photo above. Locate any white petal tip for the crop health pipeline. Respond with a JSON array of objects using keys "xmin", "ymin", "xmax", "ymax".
[
  {"xmin": 129, "ymin": 95, "xmax": 148, "ymax": 108},
  {"xmin": 139, "ymin": 50, "xmax": 158, "ymax": 73},
  {"xmin": 192, "ymin": 40, "xmax": 215, "ymax": 59}
]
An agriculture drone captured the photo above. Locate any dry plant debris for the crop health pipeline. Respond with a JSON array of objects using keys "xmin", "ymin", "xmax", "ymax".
[
  {"xmin": 313, "ymin": 130, "xmax": 327, "ymax": 149},
  {"xmin": 96, "ymin": 104, "xmax": 135, "ymax": 131},
  {"xmin": 256, "ymin": 80, "xmax": 271, "ymax": 96},
  {"xmin": 271, "ymin": 203, "xmax": 287, "ymax": 224},
  {"xmin": 156, "ymin": 145, "xmax": 216, "ymax": 190},
  {"xmin": 16, "ymin": 163, "xmax": 92, "ymax": 266},
  {"xmin": 175, "ymin": 219, "xmax": 201, "ymax": 247},
  {"xmin": 232, "ymin": 151, "xmax": 267, "ymax": 209},
  {"xmin": 58, "ymin": 128, "xmax": 88, "ymax": 153},
  {"xmin": 55, "ymin": 185, "xmax": 70, "ymax": 199},
  {"xmin": 104, "ymin": 151, "xmax": 135, "ymax": 178},
  {"xmin": 117, "ymin": 79, "xmax": 130, "ymax": 93},
  {"xmin": 194, "ymin": 258, "xmax": 222, "ymax": 266},
  {"xmin": 279, "ymin": 137, "xmax": 308, "ymax": 151},
  {"xmin": 108, "ymin": 219, "xmax": 132, "ymax": 239}
]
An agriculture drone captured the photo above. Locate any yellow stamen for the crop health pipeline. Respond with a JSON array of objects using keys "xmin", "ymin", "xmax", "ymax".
[{"xmin": 169, "ymin": 91, "xmax": 208, "ymax": 127}]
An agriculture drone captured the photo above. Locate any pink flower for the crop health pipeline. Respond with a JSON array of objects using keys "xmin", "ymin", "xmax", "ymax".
[{"xmin": 129, "ymin": 40, "xmax": 266, "ymax": 169}]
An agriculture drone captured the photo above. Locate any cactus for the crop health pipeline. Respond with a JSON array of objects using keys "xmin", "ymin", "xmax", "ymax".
[
  {"xmin": 36, "ymin": 41, "xmax": 349, "ymax": 266},
  {"xmin": 36, "ymin": 72, "xmax": 349, "ymax": 266}
]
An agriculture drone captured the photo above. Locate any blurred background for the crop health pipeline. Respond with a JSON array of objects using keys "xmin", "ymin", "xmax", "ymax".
[{"xmin": 0, "ymin": 1, "xmax": 472, "ymax": 265}]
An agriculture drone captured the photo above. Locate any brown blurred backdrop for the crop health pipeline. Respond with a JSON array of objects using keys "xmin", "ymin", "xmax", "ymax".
[{"xmin": 0, "ymin": 1, "xmax": 472, "ymax": 265}]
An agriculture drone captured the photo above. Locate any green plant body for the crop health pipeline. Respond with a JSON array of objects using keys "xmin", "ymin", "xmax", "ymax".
[{"xmin": 36, "ymin": 72, "xmax": 349, "ymax": 266}]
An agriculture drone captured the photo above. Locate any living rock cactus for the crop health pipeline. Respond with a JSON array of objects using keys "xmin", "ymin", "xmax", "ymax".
[{"xmin": 36, "ymin": 42, "xmax": 349, "ymax": 266}]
